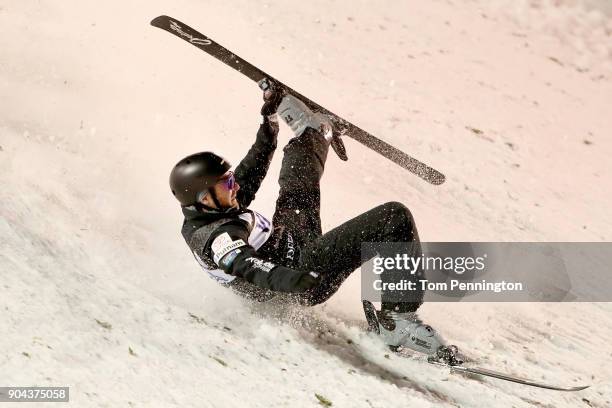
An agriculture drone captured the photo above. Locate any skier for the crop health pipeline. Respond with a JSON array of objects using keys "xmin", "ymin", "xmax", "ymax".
[{"xmin": 169, "ymin": 84, "xmax": 446, "ymax": 357}]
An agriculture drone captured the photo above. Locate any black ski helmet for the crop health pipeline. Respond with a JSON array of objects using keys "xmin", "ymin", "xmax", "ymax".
[{"xmin": 169, "ymin": 152, "xmax": 231, "ymax": 206}]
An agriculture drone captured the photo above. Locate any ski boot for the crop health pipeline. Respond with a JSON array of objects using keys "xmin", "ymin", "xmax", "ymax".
[
  {"xmin": 278, "ymin": 94, "xmax": 332, "ymax": 139},
  {"xmin": 362, "ymin": 300, "xmax": 462, "ymax": 365},
  {"xmin": 258, "ymin": 78, "xmax": 347, "ymax": 160}
]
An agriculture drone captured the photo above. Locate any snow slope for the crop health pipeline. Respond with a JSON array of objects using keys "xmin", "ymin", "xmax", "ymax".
[{"xmin": 1, "ymin": 0, "xmax": 611, "ymax": 406}]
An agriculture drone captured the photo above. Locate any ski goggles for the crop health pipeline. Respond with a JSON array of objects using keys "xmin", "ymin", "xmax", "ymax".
[{"xmin": 216, "ymin": 171, "xmax": 235, "ymax": 191}]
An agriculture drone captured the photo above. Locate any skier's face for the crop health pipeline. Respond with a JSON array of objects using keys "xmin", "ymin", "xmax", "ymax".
[{"xmin": 206, "ymin": 171, "xmax": 240, "ymax": 209}]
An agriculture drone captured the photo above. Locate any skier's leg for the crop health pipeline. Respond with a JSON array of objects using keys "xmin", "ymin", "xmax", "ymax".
[
  {"xmin": 297, "ymin": 201, "xmax": 424, "ymax": 313},
  {"xmin": 261, "ymin": 94, "xmax": 332, "ymax": 256},
  {"xmin": 256, "ymin": 124, "xmax": 330, "ymax": 266},
  {"xmin": 294, "ymin": 201, "xmax": 448, "ymax": 356},
  {"xmin": 270, "ymin": 127, "xmax": 329, "ymax": 243}
]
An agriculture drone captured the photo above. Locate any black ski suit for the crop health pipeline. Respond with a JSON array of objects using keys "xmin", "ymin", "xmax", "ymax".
[{"xmin": 180, "ymin": 116, "xmax": 423, "ymax": 313}]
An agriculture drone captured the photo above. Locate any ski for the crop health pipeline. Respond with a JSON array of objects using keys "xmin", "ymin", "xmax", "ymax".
[
  {"xmin": 362, "ymin": 300, "xmax": 589, "ymax": 392},
  {"xmin": 429, "ymin": 361, "xmax": 589, "ymax": 392},
  {"xmin": 150, "ymin": 15, "xmax": 445, "ymax": 185}
]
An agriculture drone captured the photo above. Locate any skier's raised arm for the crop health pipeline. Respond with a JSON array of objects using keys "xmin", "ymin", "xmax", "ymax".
[{"xmin": 234, "ymin": 86, "xmax": 285, "ymax": 208}]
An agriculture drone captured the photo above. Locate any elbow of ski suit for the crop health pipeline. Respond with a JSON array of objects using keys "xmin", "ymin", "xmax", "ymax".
[{"xmin": 206, "ymin": 223, "xmax": 318, "ymax": 293}]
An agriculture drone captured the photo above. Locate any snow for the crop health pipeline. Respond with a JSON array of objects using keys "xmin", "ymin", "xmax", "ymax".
[{"xmin": 1, "ymin": 0, "xmax": 611, "ymax": 406}]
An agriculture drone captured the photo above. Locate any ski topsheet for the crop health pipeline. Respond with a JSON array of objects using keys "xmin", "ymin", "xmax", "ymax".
[{"xmin": 150, "ymin": 15, "xmax": 446, "ymax": 185}]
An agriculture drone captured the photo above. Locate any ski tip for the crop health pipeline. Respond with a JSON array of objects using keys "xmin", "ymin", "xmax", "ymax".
[
  {"xmin": 547, "ymin": 385, "xmax": 590, "ymax": 392},
  {"xmin": 428, "ymin": 171, "xmax": 445, "ymax": 185},
  {"xmin": 150, "ymin": 15, "xmax": 171, "ymax": 27}
]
